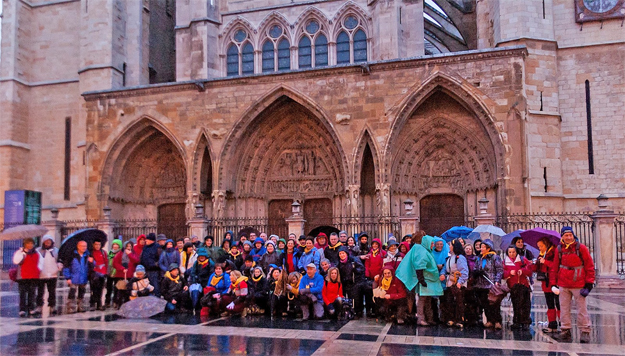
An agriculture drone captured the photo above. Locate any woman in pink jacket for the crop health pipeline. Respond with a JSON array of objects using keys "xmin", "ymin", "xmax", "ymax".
[{"xmin": 503, "ymin": 245, "xmax": 533, "ymax": 330}]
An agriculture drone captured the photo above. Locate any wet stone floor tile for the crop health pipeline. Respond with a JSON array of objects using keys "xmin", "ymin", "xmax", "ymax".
[
  {"xmin": 86, "ymin": 312, "xmax": 206, "ymax": 325},
  {"xmin": 377, "ymin": 344, "xmax": 570, "ymax": 356},
  {"xmin": 0, "ymin": 328, "xmax": 165, "ymax": 356},
  {"xmin": 207, "ymin": 315, "xmax": 348, "ymax": 331},
  {"xmin": 118, "ymin": 333, "xmax": 325, "ymax": 356}
]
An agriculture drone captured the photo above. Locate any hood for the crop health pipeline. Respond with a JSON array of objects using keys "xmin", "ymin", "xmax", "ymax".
[
  {"xmin": 400, "ymin": 241, "xmax": 411, "ymax": 252},
  {"xmin": 196, "ymin": 248, "xmax": 209, "ymax": 258},
  {"xmin": 254, "ymin": 237, "xmax": 265, "ymax": 245},
  {"xmin": 421, "ymin": 235, "xmax": 435, "ymax": 252},
  {"xmin": 371, "ymin": 238, "xmax": 382, "ymax": 248}
]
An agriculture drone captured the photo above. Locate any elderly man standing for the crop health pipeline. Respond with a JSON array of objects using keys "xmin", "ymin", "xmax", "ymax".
[
  {"xmin": 63, "ymin": 240, "xmax": 94, "ymax": 313},
  {"xmin": 550, "ymin": 226, "xmax": 595, "ymax": 343}
]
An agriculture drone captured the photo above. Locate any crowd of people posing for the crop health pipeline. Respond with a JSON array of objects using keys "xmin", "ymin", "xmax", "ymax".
[{"xmin": 11, "ymin": 226, "xmax": 595, "ymax": 343}]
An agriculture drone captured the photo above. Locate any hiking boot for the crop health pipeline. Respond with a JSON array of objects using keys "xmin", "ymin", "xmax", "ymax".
[
  {"xmin": 553, "ymin": 329, "xmax": 572, "ymax": 342},
  {"xmin": 77, "ymin": 299, "xmax": 86, "ymax": 313},
  {"xmin": 456, "ymin": 323, "xmax": 464, "ymax": 329},
  {"xmin": 542, "ymin": 321, "xmax": 558, "ymax": 333},
  {"xmin": 447, "ymin": 321, "xmax": 455, "ymax": 327},
  {"xmin": 397, "ymin": 318, "xmax": 405, "ymax": 325},
  {"xmin": 483, "ymin": 322, "xmax": 493, "ymax": 328},
  {"xmin": 19, "ymin": 311, "xmax": 27, "ymax": 318},
  {"xmin": 50, "ymin": 307, "xmax": 58, "ymax": 316},
  {"xmin": 89, "ymin": 304, "xmax": 96, "ymax": 312},
  {"xmin": 580, "ymin": 331, "xmax": 591, "ymax": 344},
  {"xmin": 66, "ymin": 301, "xmax": 76, "ymax": 314}
]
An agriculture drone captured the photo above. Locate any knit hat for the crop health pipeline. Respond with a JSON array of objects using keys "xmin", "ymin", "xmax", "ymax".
[
  {"xmin": 146, "ymin": 233, "xmax": 156, "ymax": 242},
  {"xmin": 278, "ymin": 238, "xmax": 287, "ymax": 246},
  {"xmin": 243, "ymin": 241, "xmax": 253, "ymax": 248},
  {"xmin": 135, "ymin": 265, "xmax": 146, "ymax": 273},
  {"xmin": 168, "ymin": 263, "xmax": 179, "ymax": 272},
  {"xmin": 269, "ymin": 234, "xmax": 279, "ymax": 240},
  {"xmin": 254, "ymin": 237, "xmax": 264, "ymax": 245},
  {"xmin": 156, "ymin": 234, "xmax": 167, "ymax": 242},
  {"xmin": 359, "ymin": 232, "xmax": 369, "ymax": 239},
  {"xmin": 111, "ymin": 239, "xmax": 123, "ymax": 249},
  {"xmin": 338, "ymin": 246, "xmax": 349, "ymax": 255},
  {"xmin": 387, "ymin": 240, "xmax": 399, "ymax": 247},
  {"xmin": 204, "ymin": 235, "xmax": 214, "ymax": 242},
  {"xmin": 298, "ymin": 235, "xmax": 306, "ymax": 241},
  {"xmin": 482, "ymin": 239, "xmax": 494, "ymax": 250},
  {"xmin": 560, "ymin": 226, "xmax": 577, "ymax": 239},
  {"xmin": 196, "ymin": 248, "xmax": 209, "ymax": 258},
  {"xmin": 265, "ymin": 240, "xmax": 276, "ymax": 248}
]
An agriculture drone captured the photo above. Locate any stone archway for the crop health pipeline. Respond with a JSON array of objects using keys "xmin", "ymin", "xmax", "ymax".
[
  {"xmin": 220, "ymin": 88, "xmax": 348, "ymax": 220},
  {"xmin": 100, "ymin": 118, "xmax": 187, "ymax": 221}
]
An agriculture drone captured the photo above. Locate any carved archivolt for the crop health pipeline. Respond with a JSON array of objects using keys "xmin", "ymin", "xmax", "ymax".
[{"xmin": 391, "ymin": 119, "xmax": 497, "ymax": 195}]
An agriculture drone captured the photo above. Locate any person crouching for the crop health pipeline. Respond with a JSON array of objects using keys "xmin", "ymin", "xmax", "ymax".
[
  {"xmin": 220, "ymin": 270, "xmax": 248, "ymax": 316},
  {"xmin": 128, "ymin": 265, "xmax": 154, "ymax": 301},
  {"xmin": 161, "ymin": 263, "xmax": 191, "ymax": 313},
  {"xmin": 298, "ymin": 263, "xmax": 325, "ymax": 320},
  {"xmin": 373, "ymin": 267, "xmax": 408, "ymax": 324},
  {"xmin": 322, "ymin": 267, "xmax": 344, "ymax": 319}
]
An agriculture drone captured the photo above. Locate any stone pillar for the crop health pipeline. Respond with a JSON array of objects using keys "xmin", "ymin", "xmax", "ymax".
[
  {"xmin": 285, "ymin": 216, "xmax": 306, "ymax": 237},
  {"xmin": 592, "ymin": 195, "xmax": 618, "ymax": 277},
  {"xmin": 42, "ymin": 209, "xmax": 66, "ymax": 248},
  {"xmin": 399, "ymin": 216, "xmax": 419, "ymax": 239},
  {"xmin": 97, "ymin": 207, "xmax": 118, "ymax": 251},
  {"xmin": 474, "ymin": 197, "xmax": 496, "ymax": 226},
  {"xmin": 188, "ymin": 204, "xmax": 209, "ymax": 240}
]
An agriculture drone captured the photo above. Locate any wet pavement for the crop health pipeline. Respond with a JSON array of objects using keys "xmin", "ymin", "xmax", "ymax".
[{"xmin": 0, "ymin": 281, "xmax": 624, "ymax": 355}]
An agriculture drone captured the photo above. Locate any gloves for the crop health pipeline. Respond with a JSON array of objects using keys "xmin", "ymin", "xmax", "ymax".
[
  {"xmin": 551, "ymin": 286, "xmax": 560, "ymax": 295},
  {"xmin": 416, "ymin": 270, "xmax": 427, "ymax": 288},
  {"xmin": 580, "ymin": 283, "xmax": 594, "ymax": 297},
  {"xmin": 226, "ymin": 302, "xmax": 235, "ymax": 310}
]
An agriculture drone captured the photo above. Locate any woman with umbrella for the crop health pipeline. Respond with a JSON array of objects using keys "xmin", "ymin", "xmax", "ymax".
[
  {"xmin": 534, "ymin": 236, "xmax": 560, "ymax": 333},
  {"xmin": 472, "ymin": 239, "xmax": 503, "ymax": 329},
  {"xmin": 13, "ymin": 238, "xmax": 42, "ymax": 317}
]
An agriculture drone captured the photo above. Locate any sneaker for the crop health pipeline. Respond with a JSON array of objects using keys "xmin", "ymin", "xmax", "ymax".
[
  {"xmin": 580, "ymin": 331, "xmax": 591, "ymax": 344},
  {"xmin": 19, "ymin": 311, "xmax": 27, "ymax": 318},
  {"xmin": 553, "ymin": 329, "xmax": 572, "ymax": 342}
]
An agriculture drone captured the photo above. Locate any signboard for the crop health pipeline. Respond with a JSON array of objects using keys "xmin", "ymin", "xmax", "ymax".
[{"xmin": 2, "ymin": 190, "xmax": 42, "ymax": 270}]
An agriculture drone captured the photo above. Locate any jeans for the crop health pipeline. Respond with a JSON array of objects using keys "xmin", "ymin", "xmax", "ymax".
[
  {"xmin": 105, "ymin": 277, "xmax": 121, "ymax": 305},
  {"xmin": 90, "ymin": 275, "xmax": 106, "ymax": 307},
  {"xmin": 147, "ymin": 271, "xmax": 161, "ymax": 297},
  {"xmin": 18, "ymin": 279, "xmax": 38, "ymax": 312},
  {"xmin": 68, "ymin": 284, "xmax": 87, "ymax": 300},
  {"xmin": 37, "ymin": 278, "xmax": 57, "ymax": 308}
]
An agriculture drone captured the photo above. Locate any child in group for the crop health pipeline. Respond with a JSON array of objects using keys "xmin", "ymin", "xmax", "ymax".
[{"xmin": 128, "ymin": 265, "xmax": 154, "ymax": 300}]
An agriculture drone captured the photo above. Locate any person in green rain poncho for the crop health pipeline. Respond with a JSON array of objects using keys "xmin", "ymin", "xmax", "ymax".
[{"xmin": 395, "ymin": 234, "xmax": 444, "ymax": 326}]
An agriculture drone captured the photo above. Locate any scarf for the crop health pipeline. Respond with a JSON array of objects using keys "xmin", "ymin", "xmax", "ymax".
[
  {"xmin": 165, "ymin": 271, "xmax": 180, "ymax": 283},
  {"xmin": 328, "ymin": 242, "xmax": 343, "ymax": 250},
  {"xmin": 230, "ymin": 249, "xmax": 241, "ymax": 258},
  {"xmin": 252, "ymin": 274, "xmax": 262, "ymax": 282},
  {"xmin": 287, "ymin": 279, "xmax": 301, "ymax": 300},
  {"xmin": 504, "ymin": 255, "xmax": 521, "ymax": 266},
  {"xmin": 210, "ymin": 274, "xmax": 223, "ymax": 286},
  {"xmin": 561, "ymin": 238, "xmax": 575, "ymax": 250},
  {"xmin": 197, "ymin": 258, "xmax": 209, "ymax": 267},
  {"xmin": 481, "ymin": 250, "xmax": 496, "ymax": 258},
  {"xmin": 122, "ymin": 251, "xmax": 131, "ymax": 267},
  {"xmin": 233, "ymin": 276, "xmax": 248, "ymax": 287},
  {"xmin": 371, "ymin": 248, "xmax": 380, "ymax": 257},
  {"xmin": 380, "ymin": 276, "xmax": 392, "ymax": 291},
  {"xmin": 340, "ymin": 255, "xmax": 348, "ymax": 263},
  {"xmin": 539, "ymin": 246, "xmax": 553, "ymax": 258},
  {"xmin": 304, "ymin": 246, "xmax": 313, "ymax": 254}
]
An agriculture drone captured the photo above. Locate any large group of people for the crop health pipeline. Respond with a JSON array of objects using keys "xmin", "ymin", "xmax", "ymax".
[{"xmin": 11, "ymin": 226, "xmax": 595, "ymax": 343}]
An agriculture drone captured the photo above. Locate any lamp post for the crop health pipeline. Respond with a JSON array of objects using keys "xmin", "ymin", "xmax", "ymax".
[
  {"xmin": 50, "ymin": 208, "xmax": 59, "ymax": 221},
  {"xmin": 291, "ymin": 201, "xmax": 301, "ymax": 217}
]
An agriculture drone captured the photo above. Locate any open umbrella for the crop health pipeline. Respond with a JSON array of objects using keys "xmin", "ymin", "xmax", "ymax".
[
  {"xmin": 0, "ymin": 224, "xmax": 48, "ymax": 241},
  {"xmin": 441, "ymin": 226, "xmax": 473, "ymax": 242},
  {"xmin": 117, "ymin": 296, "xmax": 167, "ymax": 318},
  {"xmin": 519, "ymin": 227, "xmax": 560, "ymax": 250},
  {"xmin": 467, "ymin": 225, "xmax": 507, "ymax": 250},
  {"xmin": 58, "ymin": 228, "xmax": 108, "ymax": 265},
  {"xmin": 500, "ymin": 229, "xmax": 539, "ymax": 256}
]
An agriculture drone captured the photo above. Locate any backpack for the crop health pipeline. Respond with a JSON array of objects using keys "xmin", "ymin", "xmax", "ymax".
[{"xmin": 557, "ymin": 243, "xmax": 583, "ymax": 266}]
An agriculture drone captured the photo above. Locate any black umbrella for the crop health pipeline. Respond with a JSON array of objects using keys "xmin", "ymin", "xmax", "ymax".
[{"xmin": 58, "ymin": 228, "xmax": 108, "ymax": 266}]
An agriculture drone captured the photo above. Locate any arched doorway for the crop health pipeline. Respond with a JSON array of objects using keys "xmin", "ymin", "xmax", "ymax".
[
  {"xmin": 101, "ymin": 119, "xmax": 187, "ymax": 234},
  {"xmin": 420, "ymin": 194, "xmax": 465, "ymax": 236},
  {"xmin": 220, "ymin": 89, "xmax": 348, "ymax": 227}
]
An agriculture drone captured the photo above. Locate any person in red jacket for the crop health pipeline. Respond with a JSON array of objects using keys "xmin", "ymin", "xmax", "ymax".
[
  {"xmin": 365, "ymin": 238, "xmax": 386, "ymax": 280},
  {"xmin": 534, "ymin": 237, "xmax": 560, "ymax": 333},
  {"xmin": 322, "ymin": 267, "xmax": 344, "ymax": 319},
  {"xmin": 90, "ymin": 240, "xmax": 108, "ymax": 311},
  {"xmin": 12, "ymin": 238, "xmax": 42, "ymax": 317},
  {"xmin": 373, "ymin": 267, "xmax": 407, "ymax": 324},
  {"xmin": 503, "ymin": 245, "xmax": 533, "ymax": 330},
  {"xmin": 112, "ymin": 241, "xmax": 140, "ymax": 307},
  {"xmin": 550, "ymin": 226, "xmax": 595, "ymax": 343}
]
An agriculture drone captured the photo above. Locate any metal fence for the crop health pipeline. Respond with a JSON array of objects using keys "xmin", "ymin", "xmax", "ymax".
[
  {"xmin": 333, "ymin": 216, "xmax": 401, "ymax": 243},
  {"xmin": 112, "ymin": 219, "xmax": 189, "ymax": 242},
  {"xmin": 497, "ymin": 212, "xmax": 596, "ymax": 261},
  {"xmin": 60, "ymin": 219, "xmax": 99, "ymax": 238},
  {"xmin": 616, "ymin": 214, "xmax": 625, "ymax": 275}
]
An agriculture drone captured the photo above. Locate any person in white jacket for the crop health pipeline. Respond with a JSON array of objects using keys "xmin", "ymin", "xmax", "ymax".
[{"xmin": 36, "ymin": 235, "xmax": 63, "ymax": 315}]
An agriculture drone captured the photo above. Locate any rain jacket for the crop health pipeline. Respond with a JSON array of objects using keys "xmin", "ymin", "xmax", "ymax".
[
  {"xmin": 298, "ymin": 247, "xmax": 321, "ymax": 272},
  {"xmin": 473, "ymin": 251, "xmax": 503, "ymax": 290},
  {"xmin": 63, "ymin": 250, "xmax": 93, "ymax": 285},
  {"xmin": 112, "ymin": 249, "xmax": 140, "ymax": 279},
  {"xmin": 36, "ymin": 235, "xmax": 61, "ymax": 279},
  {"xmin": 13, "ymin": 248, "xmax": 42, "ymax": 280},
  {"xmin": 395, "ymin": 235, "xmax": 443, "ymax": 296},
  {"xmin": 364, "ymin": 238, "xmax": 386, "ymax": 279},
  {"xmin": 140, "ymin": 242, "xmax": 161, "ymax": 272},
  {"xmin": 206, "ymin": 272, "xmax": 231, "ymax": 295},
  {"xmin": 158, "ymin": 240, "xmax": 181, "ymax": 273},
  {"xmin": 549, "ymin": 240, "xmax": 595, "ymax": 289},
  {"xmin": 299, "ymin": 272, "xmax": 324, "ymax": 301},
  {"xmin": 503, "ymin": 255, "xmax": 532, "ymax": 289},
  {"xmin": 250, "ymin": 238, "xmax": 267, "ymax": 262}
]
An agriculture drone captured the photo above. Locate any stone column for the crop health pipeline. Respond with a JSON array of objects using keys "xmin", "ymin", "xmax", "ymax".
[
  {"xmin": 97, "ymin": 207, "xmax": 118, "ymax": 251},
  {"xmin": 285, "ymin": 216, "xmax": 306, "ymax": 237},
  {"xmin": 592, "ymin": 195, "xmax": 618, "ymax": 277},
  {"xmin": 399, "ymin": 216, "xmax": 419, "ymax": 238},
  {"xmin": 474, "ymin": 197, "xmax": 496, "ymax": 226},
  {"xmin": 42, "ymin": 209, "xmax": 66, "ymax": 248},
  {"xmin": 188, "ymin": 204, "xmax": 209, "ymax": 241}
]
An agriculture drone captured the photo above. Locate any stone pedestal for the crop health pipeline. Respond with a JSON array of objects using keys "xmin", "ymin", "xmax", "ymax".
[
  {"xmin": 42, "ymin": 220, "xmax": 66, "ymax": 248},
  {"xmin": 474, "ymin": 215, "xmax": 496, "ymax": 226},
  {"xmin": 399, "ymin": 216, "xmax": 419, "ymax": 238},
  {"xmin": 285, "ymin": 216, "xmax": 306, "ymax": 237},
  {"xmin": 592, "ymin": 210, "xmax": 618, "ymax": 277},
  {"xmin": 188, "ymin": 218, "xmax": 209, "ymax": 241},
  {"xmin": 97, "ymin": 220, "xmax": 118, "ymax": 251}
]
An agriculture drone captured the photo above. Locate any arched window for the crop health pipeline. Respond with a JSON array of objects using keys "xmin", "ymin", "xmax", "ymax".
[
  {"xmin": 241, "ymin": 42, "xmax": 254, "ymax": 75},
  {"xmin": 262, "ymin": 40, "xmax": 275, "ymax": 73},
  {"xmin": 335, "ymin": 15, "xmax": 368, "ymax": 64},
  {"xmin": 226, "ymin": 44, "xmax": 239, "ymax": 76},
  {"xmin": 277, "ymin": 39, "xmax": 291, "ymax": 71},
  {"xmin": 226, "ymin": 29, "xmax": 255, "ymax": 76},
  {"xmin": 336, "ymin": 31, "xmax": 350, "ymax": 64},
  {"xmin": 314, "ymin": 34, "xmax": 328, "ymax": 67},
  {"xmin": 298, "ymin": 36, "xmax": 312, "ymax": 69},
  {"xmin": 353, "ymin": 30, "xmax": 367, "ymax": 63}
]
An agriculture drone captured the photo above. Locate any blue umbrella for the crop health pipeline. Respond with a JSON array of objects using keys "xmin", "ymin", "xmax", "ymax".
[{"xmin": 441, "ymin": 226, "xmax": 473, "ymax": 242}]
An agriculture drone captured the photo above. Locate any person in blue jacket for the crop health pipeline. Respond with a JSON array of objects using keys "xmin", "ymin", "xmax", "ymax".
[
  {"xmin": 159, "ymin": 239, "xmax": 181, "ymax": 274},
  {"xmin": 250, "ymin": 237, "xmax": 267, "ymax": 262},
  {"xmin": 63, "ymin": 240, "xmax": 94, "ymax": 313},
  {"xmin": 297, "ymin": 263, "xmax": 325, "ymax": 320},
  {"xmin": 140, "ymin": 233, "xmax": 162, "ymax": 297},
  {"xmin": 200, "ymin": 264, "xmax": 232, "ymax": 316},
  {"xmin": 298, "ymin": 237, "xmax": 321, "ymax": 273}
]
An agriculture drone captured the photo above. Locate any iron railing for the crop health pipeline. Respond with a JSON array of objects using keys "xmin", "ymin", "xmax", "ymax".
[
  {"xmin": 497, "ymin": 212, "xmax": 596, "ymax": 261},
  {"xmin": 59, "ymin": 219, "xmax": 99, "ymax": 238}
]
